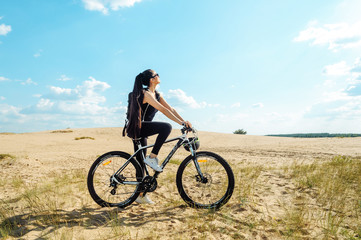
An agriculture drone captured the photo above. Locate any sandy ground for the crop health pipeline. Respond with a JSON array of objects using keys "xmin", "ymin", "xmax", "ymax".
[{"xmin": 1, "ymin": 127, "xmax": 360, "ymax": 239}]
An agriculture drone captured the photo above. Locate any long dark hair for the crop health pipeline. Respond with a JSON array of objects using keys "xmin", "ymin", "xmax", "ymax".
[{"xmin": 126, "ymin": 69, "xmax": 154, "ymax": 139}]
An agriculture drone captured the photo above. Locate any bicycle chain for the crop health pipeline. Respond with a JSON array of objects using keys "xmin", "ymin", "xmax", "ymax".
[{"xmin": 140, "ymin": 176, "xmax": 157, "ymax": 192}]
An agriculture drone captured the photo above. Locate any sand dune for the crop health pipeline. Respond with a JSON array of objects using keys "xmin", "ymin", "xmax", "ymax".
[{"xmin": 1, "ymin": 128, "xmax": 360, "ymax": 239}]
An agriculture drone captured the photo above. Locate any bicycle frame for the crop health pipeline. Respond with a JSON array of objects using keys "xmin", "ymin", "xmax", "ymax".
[
  {"xmin": 112, "ymin": 131, "xmax": 204, "ymax": 185},
  {"xmin": 88, "ymin": 126, "xmax": 234, "ymax": 209}
]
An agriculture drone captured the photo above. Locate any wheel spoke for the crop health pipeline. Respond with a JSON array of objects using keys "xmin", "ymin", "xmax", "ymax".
[{"xmin": 88, "ymin": 153, "xmax": 142, "ymax": 208}]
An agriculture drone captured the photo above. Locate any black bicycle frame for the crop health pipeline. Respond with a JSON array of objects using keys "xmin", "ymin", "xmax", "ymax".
[{"xmin": 113, "ymin": 132, "xmax": 204, "ymax": 184}]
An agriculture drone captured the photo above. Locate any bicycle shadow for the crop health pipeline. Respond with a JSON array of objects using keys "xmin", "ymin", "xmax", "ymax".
[
  {"xmin": 0, "ymin": 204, "xmax": 189, "ymax": 239},
  {"xmin": 0, "ymin": 207, "xmax": 105, "ymax": 239},
  {"xmin": 114, "ymin": 204, "xmax": 189, "ymax": 228}
]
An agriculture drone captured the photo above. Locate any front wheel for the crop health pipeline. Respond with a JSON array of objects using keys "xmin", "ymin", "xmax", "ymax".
[{"xmin": 176, "ymin": 151, "xmax": 234, "ymax": 209}]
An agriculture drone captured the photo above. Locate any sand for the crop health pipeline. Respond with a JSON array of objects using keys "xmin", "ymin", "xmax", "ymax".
[{"xmin": 0, "ymin": 127, "xmax": 360, "ymax": 239}]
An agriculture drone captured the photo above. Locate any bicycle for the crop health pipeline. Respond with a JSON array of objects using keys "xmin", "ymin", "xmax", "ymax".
[{"xmin": 87, "ymin": 126, "xmax": 235, "ymax": 209}]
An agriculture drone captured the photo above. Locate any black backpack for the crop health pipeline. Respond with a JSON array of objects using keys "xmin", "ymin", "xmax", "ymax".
[
  {"xmin": 122, "ymin": 89, "xmax": 158, "ymax": 138},
  {"xmin": 122, "ymin": 92, "xmax": 132, "ymax": 137}
]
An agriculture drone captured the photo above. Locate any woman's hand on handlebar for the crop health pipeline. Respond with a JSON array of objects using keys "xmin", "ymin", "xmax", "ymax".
[
  {"xmin": 181, "ymin": 121, "xmax": 193, "ymax": 133},
  {"xmin": 182, "ymin": 121, "xmax": 192, "ymax": 129}
]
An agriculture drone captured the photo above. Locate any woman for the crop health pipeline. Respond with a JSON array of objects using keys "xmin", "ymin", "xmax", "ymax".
[{"xmin": 125, "ymin": 69, "xmax": 192, "ymax": 204}]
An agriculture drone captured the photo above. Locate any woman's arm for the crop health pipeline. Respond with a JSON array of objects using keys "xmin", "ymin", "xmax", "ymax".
[
  {"xmin": 159, "ymin": 96, "xmax": 183, "ymax": 121},
  {"xmin": 143, "ymin": 91, "xmax": 184, "ymax": 125},
  {"xmin": 159, "ymin": 96, "xmax": 192, "ymax": 128}
]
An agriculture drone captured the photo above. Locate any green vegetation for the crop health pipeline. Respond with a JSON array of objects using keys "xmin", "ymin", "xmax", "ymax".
[
  {"xmin": 0, "ymin": 154, "xmax": 15, "ymax": 161},
  {"xmin": 1, "ymin": 154, "xmax": 360, "ymax": 239},
  {"xmin": 169, "ymin": 158, "xmax": 182, "ymax": 165},
  {"xmin": 74, "ymin": 136, "xmax": 95, "ymax": 140},
  {"xmin": 0, "ymin": 169, "xmax": 90, "ymax": 239},
  {"xmin": 51, "ymin": 130, "xmax": 73, "ymax": 133},
  {"xmin": 267, "ymin": 133, "xmax": 361, "ymax": 138},
  {"xmin": 233, "ymin": 129, "xmax": 247, "ymax": 135},
  {"xmin": 282, "ymin": 156, "xmax": 361, "ymax": 238},
  {"xmin": 236, "ymin": 165, "xmax": 263, "ymax": 205}
]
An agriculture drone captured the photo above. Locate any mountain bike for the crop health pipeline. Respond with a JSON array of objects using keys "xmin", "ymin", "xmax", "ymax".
[{"xmin": 87, "ymin": 126, "xmax": 235, "ymax": 209}]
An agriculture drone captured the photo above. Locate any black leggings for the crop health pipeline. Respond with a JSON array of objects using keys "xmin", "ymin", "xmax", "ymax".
[{"xmin": 133, "ymin": 121, "xmax": 172, "ymax": 168}]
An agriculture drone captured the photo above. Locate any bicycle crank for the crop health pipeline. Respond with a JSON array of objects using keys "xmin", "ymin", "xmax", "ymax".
[{"xmin": 141, "ymin": 176, "xmax": 158, "ymax": 192}]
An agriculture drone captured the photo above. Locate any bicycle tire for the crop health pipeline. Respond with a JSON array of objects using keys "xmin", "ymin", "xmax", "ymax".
[
  {"xmin": 176, "ymin": 151, "xmax": 234, "ymax": 209},
  {"xmin": 87, "ymin": 151, "xmax": 143, "ymax": 208}
]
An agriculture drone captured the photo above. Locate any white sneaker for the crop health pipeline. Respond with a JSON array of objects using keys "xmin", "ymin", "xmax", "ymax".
[
  {"xmin": 135, "ymin": 195, "xmax": 155, "ymax": 204},
  {"xmin": 144, "ymin": 155, "xmax": 163, "ymax": 172}
]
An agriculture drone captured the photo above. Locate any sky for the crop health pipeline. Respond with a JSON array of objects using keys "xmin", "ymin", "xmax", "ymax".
[{"xmin": 1, "ymin": 0, "xmax": 361, "ymax": 135}]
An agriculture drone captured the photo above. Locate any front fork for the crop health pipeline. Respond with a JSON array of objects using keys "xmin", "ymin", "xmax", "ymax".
[{"xmin": 190, "ymin": 147, "xmax": 206, "ymax": 182}]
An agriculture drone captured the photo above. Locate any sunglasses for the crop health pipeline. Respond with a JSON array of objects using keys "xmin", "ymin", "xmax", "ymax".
[{"xmin": 152, "ymin": 73, "xmax": 159, "ymax": 78}]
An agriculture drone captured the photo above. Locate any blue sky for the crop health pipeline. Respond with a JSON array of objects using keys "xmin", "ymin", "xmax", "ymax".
[{"xmin": 1, "ymin": 0, "xmax": 361, "ymax": 135}]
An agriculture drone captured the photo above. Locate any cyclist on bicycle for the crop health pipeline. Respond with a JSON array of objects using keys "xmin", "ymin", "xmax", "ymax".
[{"xmin": 124, "ymin": 69, "xmax": 192, "ymax": 204}]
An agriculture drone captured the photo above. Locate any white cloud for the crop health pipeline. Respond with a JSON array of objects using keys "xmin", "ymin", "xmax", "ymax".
[
  {"xmin": 21, "ymin": 78, "xmax": 37, "ymax": 85},
  {"xmin": 0, "ymin": 103, "xmax": 24, "ymax": 123},
  {"xmin": 216, "ymin": 112, "xmax": 248, "ymax": 123},
  {"xmin": 33, "ymin": 49, "xmax": 43, "ymax": 58},
  {"xmin": 323, "ymin": 61, "xmax": 350, "ymax": 76},
  {"xmin": 0, "ymin": 76, "xmax": 9, "ymax": 81},
  {"xmin": 48, "ymin": 86, "xmax": 78, "ymax": 100},
  {"xmin": 108, "ymin": 0, "xmax": 142, "ymax": 10},
  {"xmin": 0, "ymin": 96, "xmax": 5, "ymax": 101},
  {"xmin": 82, "ymin": 0, "xmax": 142, "ymax": 14},
  {"xmin": 23, "ymin": 77, "xmax": 108, "ymax": 100},
  {"xmin": 23, "ymin": 76, "xmax": 112, "ymax": 115},
  {"xmin": 82, "ymin": 0, "xmax": 109, "ymax": 14},
  {"xmin": 306, "ymin": 57, "xmax": 361, "ymax": 121},
  {"xmin": 252, "ymin": 103, "xmax": 264, "ymax": 108},
  {"xmin": 83, "ymin": 76, "xmax": 110, "ymax": 92},
  {"xmin": 36, "ymin": 98, "xmax": 54, "ymax": 111},
  {"xmin": 0, "ymin": 77, "xmax": 127, "ymax": 132},
  {"xmin": 231, "ymin": 102, "xmax": 264, "ymax": 109},
  {"xmin": 306, "ymin": 95, "xmax": 361, "ymax": 120},
  {"xmin": 350, "ymin": 57, "xmax": 361, "ymax": 74},
  {"xmin": 58, "ymin": 74, "xmax": 72, "ymax": 81},
  {"xmin": 0, "ymin": 23, "xmax": 11, "ymax": 36},
  {"xmin": 321, "ymin": 58, "xmax": 361, "ymax": 90},
  {"xmin": 208, "ymin": 103, "xmax": 221, "ymax": 108},
  {"xmin": 346, "ymin": 82, "xmax": 361, "ymax": 96},
  {"xmin": 334, "ymin": 0, "xmax": 361, "ymax": 23},
  {"xmin": 231, "ymin": 102, "xmax": 240, "ymax": 108},
  {"xmin": 306, "ymin": 77, "xmax": 361, "ymax": 120},
  {"xmin": 294, "ymin": 21, "xmax": 361, "ymax": 51},
  {"xmin": 323, "ymin": 79, "xmax": 337, "ymax": 87},
  {"xmin": 45, "ymin": 77, "xmax": 110, "ymax": 103},
  {"xmin": 168, "ymin": 89, "xmax": 207, "ymax": 109}
]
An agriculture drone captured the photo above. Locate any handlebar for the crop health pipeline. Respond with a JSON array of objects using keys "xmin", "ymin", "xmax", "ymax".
[{"xmin": 181, "ymin": 126, "xmax": 195, "ymax": 134}]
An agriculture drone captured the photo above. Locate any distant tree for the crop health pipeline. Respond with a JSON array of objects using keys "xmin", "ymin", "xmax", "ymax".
[
  {"xmin": 233, "ymin": 129, "xmax": 247, "ymax": 135},
  {"xmin": 265, "ymin": 133, "xmax": 361, "ymax": 138}
]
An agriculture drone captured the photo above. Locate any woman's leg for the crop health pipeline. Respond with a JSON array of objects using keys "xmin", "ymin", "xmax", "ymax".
[
  {"xmin": 140, "ymin": 121, "xmax": 172, "ymax": 156},
  {"xmin": 132, "ymin": 138, "xmax": 147, "ymax": 171},
  {"xmin": 136, "ymin": 122, "xmax": 171, "ymax": 203},
  {"xmin": 133, "ymin": 138, "xmax": 151, "ymax": 201}
]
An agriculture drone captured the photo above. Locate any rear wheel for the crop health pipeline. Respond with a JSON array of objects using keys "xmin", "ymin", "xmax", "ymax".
[
  {"xmin": 87, "ymin": 151, "xmax": 143, "ymax": 208},
  {"xmin": 176, "ymin": 151, "xmax": 234, "ymax": 209}
]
